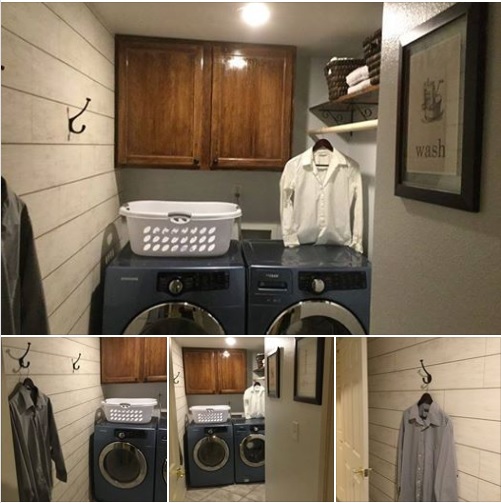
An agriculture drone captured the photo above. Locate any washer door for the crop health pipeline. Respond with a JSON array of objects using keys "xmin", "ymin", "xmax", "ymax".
[
  {"xmin": 240, "ymin": 433, "xmax": 265, "ymax": 468},
  {"xmin": 267, "ymin": 300, "xmax": 366, "ymax": 335},
  {"xmin": 162, "ymin": 459, "xmax": 167, "ymax": 484},
  {"xmin": 99, "ymin": 442, "xmax": 147, "ymax": 489},
  {"xmin": 123, "ymin": 302, "xmax": 225, "ymax": 335},
  {"xmin": 193, "ymin": 435, "xmax": 230, "ymax": 472}
]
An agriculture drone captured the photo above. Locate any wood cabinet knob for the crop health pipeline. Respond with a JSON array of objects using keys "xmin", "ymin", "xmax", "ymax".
[
  {"xmin": 212, "ymin": 157, "xmax": 219, "ymax": 165},
  {"xmin": 193, "ymin": 158, "xmax": 200, "ymax": 166}
]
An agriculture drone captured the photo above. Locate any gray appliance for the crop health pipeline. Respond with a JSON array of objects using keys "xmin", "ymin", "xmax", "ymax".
[
  {"xmin": 102, "ymin": 241, "xmax": 245, "ymax": 334},
  {"xmin": 93, "ymin": 420, "xmax": 156, "ymax": 502},
  {"xmin": 233, "ymin": 418, "xmax": 265, "ymax": 483},
  {"xmin": 154, "ymin": 416, "xmax": 167, "ymax": 502},
  {"xmin": 243, "ymin": 240, "xmax": 371, "ymax": 334},
  {"xmin": 186, "ymin": 422, "xmax": 234, "ymax": 487}
]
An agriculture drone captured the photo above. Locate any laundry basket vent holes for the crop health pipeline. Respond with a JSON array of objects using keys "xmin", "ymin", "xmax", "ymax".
[{"xmin": 141, "ymin": 225, "xmax": 217, "ymax": 254}]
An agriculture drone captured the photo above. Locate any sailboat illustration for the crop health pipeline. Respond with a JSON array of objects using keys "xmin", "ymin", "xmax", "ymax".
[{"xmin": 421, "ymin": 78, "xmax": 444, "ymax": 123}]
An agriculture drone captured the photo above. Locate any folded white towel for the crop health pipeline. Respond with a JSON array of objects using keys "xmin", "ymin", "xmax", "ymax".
[
  {"xmin": 347, "ymin": 78, "xmax": 372, "ymax": 95},
  {"xmin": 346, "ymin": 65, "xmax": 369, "ymax": 86}
]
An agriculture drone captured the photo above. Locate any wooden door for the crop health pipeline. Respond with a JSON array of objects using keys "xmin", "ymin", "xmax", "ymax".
[
  {"xmin": 336, "ymin": 338, "xmax": 370, "ymax": 502},
  {"xmin": 183, "ymin": 349, "xmax": 218, "ymax": 394},
  {"xmin": 143, "ymin": 337, "xmax": 167, "ymax": 382},
  {"xmin": 217, "ymin": 349, "xmax": 247, "ymax": 394},
  {"xmin": 116, "ymin": 36, "xmax": 211, "ymax": 168},
  {"xmin": 211, "ymin": 43, "xmax": 295, "ymax": 170},
  {"xmin": 101, "ymin": 337, "xmax": 143, "ymax": 383}
]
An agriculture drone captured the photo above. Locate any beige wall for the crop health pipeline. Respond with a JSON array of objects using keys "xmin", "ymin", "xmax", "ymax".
[
  {"xmin": 367, "ymin": 337, "xmax": 501, "ymax": 502},
  {"xmin": 2, "ymin": 337, "xmax": 104, "ymax": 502},
  {"xmin": 264, "ymin": 337, "xmax": 333, "ymax": 502},
  {"xmin": 1, "ymin": 3, "xmax": 126, "ymax": 334},
  {"xmin": 371, "ymin": 3, "xmax": 501, "ymax": 333},
  {"xmin": 171, "ymin": 338, "xmax": 189, "ymax": 447}
]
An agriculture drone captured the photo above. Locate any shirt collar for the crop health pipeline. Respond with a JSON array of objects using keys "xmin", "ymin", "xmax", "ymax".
[
  {"xmin": 18, "ymin": 383, "xmax": 43, "ymax": 413},
  {"xmin": 409, "ymin": 401, "xmax": 442, "ymax": 427},
  {"xmin": 301, "ymin": 146, "xmax": 347, "ymax": 169}
]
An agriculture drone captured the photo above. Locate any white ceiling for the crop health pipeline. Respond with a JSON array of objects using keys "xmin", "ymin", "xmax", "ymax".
[
  {"xmin": 174, "ymin": 337, "xmax": 265, "ymax": 350},
  {"xmin": 90, "ymin": 2, "xmax": 383, "ymax": 57}
]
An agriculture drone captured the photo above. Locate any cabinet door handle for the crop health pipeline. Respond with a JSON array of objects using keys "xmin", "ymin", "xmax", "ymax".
[
  {"xmin": 193, "ymin": 158, "xmax": 200, "ymax": 166},
  {"xmin": 212, "ymin": 157, "xmax": 219, "ymax": 165}
]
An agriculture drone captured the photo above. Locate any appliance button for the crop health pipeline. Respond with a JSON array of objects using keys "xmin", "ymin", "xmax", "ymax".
[
  {"xmin": 311, "ymin": 278, "xmax": 325, "ymax": 294},
  {"xmin": 118, "ymin": 432, "xmax": 125, "ymax": 439},
  {"xmin": 168, "ymin": 278, "xmax": 184, "ymax": 295}
]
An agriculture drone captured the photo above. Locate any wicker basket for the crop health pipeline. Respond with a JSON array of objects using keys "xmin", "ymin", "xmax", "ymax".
[
  {"xmin": 324, "ymin": 57, "xmax": 365, "ymax": 101},
  {"xmin": 363, "ymin": 29, "xmax": 382, "ymax": 60}
]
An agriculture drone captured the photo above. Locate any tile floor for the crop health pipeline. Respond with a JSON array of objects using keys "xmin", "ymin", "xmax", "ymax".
[{"xmin": 185, "ymin": 483, "xmax": 265, "ymax": 502}]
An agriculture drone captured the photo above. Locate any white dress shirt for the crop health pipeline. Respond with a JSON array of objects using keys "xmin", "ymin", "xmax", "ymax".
[
  {"xmin": 243, "ymin": 384, "xmax": 265, "ymax": 419},
  {"xmin": 280, "ymin": 147, "xmax": 363, "ymax": 253}
]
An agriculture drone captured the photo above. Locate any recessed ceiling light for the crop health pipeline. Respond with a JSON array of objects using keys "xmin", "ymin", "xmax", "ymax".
[
  {"xmin": 225, "ymin": 337, "xmax": 236, "ymax": 346},
  {"xmin": 240, "ymin": 3, "xmax": 270, "ymax": 28}
]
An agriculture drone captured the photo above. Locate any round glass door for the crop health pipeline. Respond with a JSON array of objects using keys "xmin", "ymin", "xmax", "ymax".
[
  {"xmin": 267, "ymin": 300, "xmax": 366, "ymax": 335},
  {"xmin": 240, "ymin": 434, "xmax": 265, "ymax": 467},
  {"xmin": 98, "ymin": 442, "xmax": 147, "ymax": 489},
  {"xmin": 123, "ymin": 302, "xmax": 225, "ymax": 334},
  {"xmin": 162, "ymin": 459, "xmax": 167, "ymax": 483},
  {"xmin": 193, "ymin": 436, "xmax": 230, "ymax": 472}
]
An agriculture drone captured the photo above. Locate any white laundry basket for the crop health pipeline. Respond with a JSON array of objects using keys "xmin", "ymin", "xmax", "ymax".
[
  {"xmin": 102, "ymin": 398, "xmax": 158, "ymax": 423},
  {"xmin": 120, "ymin": 201, "xmax": 242, "ymax": 257},
  {"xmin": 190, "ymin": 405, "xmax": 231, "ymax": 424}
]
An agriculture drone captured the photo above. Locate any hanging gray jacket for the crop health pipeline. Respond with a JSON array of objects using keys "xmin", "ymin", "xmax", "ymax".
[{"xmin": 1, "ymin": 177, "xmax": 50, "ymax": 334}]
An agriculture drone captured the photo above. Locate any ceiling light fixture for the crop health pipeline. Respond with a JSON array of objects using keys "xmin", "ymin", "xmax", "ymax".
[
  {"xmin": 240, "ymin": 3, "xmax": 270, "ymax": 28},
  {"xmin": 225, "ymin": 337, "xmax": 236, "ymax": 346}
]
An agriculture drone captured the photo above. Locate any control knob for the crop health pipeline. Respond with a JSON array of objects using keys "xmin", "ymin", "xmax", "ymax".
[
  {"xmin": 311, "ymin": 278, "xmax": 325, "ymax": 294},
  {"xmin": 118, "ymin": 432, "xmax": 125, "ymax": 439},
  {"xmin": 168, "ymin": 278, "xmax": 183, "ymax": 295}
]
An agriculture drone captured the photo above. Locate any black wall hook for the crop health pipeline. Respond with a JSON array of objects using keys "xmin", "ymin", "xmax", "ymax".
[
  {"xmin": 19, "ymin": 342, "xmax": 31, "ymax": 369},
  {"xmin": 420, "ymin": 359, "xmax": 432, "ymax": 385},
  {"xmin": 173, "ymin": 372, "xmax": 180, "ymax": 384},
  {"xmin": 68, "ymin": 97, "xmax": 91, "ymax": 135},
  {"xmin": 72, "ymin": 353, "xmax": 82, "ymax": 371}
]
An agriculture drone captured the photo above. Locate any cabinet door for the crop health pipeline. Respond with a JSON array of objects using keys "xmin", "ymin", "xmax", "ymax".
[
  {"xmin": 101, "ymin": 337, "xmax": 143, "ymax": 383},
  {"xmin": 211, "ymin": 43, "xmax": 295, "ymax": 170},
  {"xmin": 116, "ymin": 36, "xmax": 211, "ymax": 168},
  {"xmin": 183, "ymin": 349, "xmax": 217, "ymax": 394},
  {"xmin": 217, "ymin": 349, "xmax": 247, "ymax": 394},
  {"xmin": 143, "ymin": 337, "xmax": 167, "ymax": 382}
]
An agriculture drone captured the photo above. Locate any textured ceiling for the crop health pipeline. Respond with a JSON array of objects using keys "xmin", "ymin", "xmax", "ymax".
[{"xmin": 173, "ymin": 337, "xmax": 265, "ymax": 350}]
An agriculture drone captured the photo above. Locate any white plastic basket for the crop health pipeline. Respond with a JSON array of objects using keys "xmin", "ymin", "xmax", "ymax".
[
  {"xmin": 190, "ymin": 405, "xmax": 231, "ymax": 424},
  {"xmin": 119, "ymin": 200, "xmax": 242, "ymax": 257},
  {"xmin": 102, "ymin": 398, "xmax": 158, "ymax": 424}
]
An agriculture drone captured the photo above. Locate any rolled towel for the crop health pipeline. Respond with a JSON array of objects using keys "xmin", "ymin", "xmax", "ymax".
[
  {"xmin": 346, "ymin": 65, "xmax": 369, "ymax": 87},
  {"xmin": 366, "ymin": 52, "xmax": 381, "ymax": 67},
  {"xmin": 347, "ymin": 78, "xmax": 372, "ymax": 95},
  {"xmin": 369, "ymin": 67, "xmax": 380, "ymax": 79}
]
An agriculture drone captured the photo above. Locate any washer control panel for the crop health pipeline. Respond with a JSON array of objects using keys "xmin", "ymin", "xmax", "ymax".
[
  {"xmin": 299, "ymin": 271, "xmax": 367, "ymax": 293},
  {"xmin": 157, "ymin": 272, "xmax": 229, "ymax": 294}
]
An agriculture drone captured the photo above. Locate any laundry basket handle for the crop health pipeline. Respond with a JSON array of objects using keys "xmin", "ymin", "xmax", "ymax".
[{"xmin": 168, "ymin": 212, "xmax": 192, "ymax": 224}]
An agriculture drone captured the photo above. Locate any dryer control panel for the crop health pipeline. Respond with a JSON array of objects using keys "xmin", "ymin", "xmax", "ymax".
[
  {"xmin": 157, "ymin": 272, "xmax": 229, "ymax": 294},
  {"xmin": 298, "ymin": 271, "xmax": 367, "ymax": 293}
]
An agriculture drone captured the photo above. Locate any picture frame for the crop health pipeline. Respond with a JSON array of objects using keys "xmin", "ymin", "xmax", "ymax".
[
  {"xmin": 294, "ymin": 337, "xmax": 325, "ymax": 405},
  {"xmin": 266, "ymin": 347, "xmax": 280, "ymax": 398},
  {"xmin": 395, "ymin": 3, "xmax": 487, "ymax": 212}
]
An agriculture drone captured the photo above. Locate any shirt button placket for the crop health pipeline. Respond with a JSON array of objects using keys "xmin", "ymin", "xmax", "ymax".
[{"xmin": 416, "ymin": 430, "xmax": 425, "ymax": 501}]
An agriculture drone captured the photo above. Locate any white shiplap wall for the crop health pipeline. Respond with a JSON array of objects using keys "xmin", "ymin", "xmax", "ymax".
[
  {"xmin": 2, "ymin": 336, "xmax": 103, "ymax": 502},
  {"xmin": 171, "ymin": 338, "xmax": 189, "ymax": 447},
  {"xmin": 368, "ymin": 337, "xmax": 501, "ymax": 502},
  {"xmin": 1, "ymin": 3, "xmax": 126, "ymax": 334}
]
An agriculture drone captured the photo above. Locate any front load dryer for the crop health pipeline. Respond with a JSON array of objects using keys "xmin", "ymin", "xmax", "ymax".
[
  {"xmin": 233, "ymin": 419, "xmax": 265, "ymax": 483},
  {"xmin": 93, "ymin": 420, "xmax": 156, "ymax": 502},
  {"xmin": 102, "ymin": 241, "xmax": 245, "ymax": 334},
  {"xmin": 243, "ymin": 240, "xmax": 371, "ymax": 334}
]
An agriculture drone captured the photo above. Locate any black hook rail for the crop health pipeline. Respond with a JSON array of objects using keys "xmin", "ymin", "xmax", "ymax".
[
  {"xmin": 19, "ymin": 342, "xmax": 31, "ymax": 369},
  {"xmin": 420, "ymin": 359, "xmax": 432, "ymax": 385},
  {"xmin": 68, "ymin": 97, "xmax": 91, "ymax": 135},
  {"xmin": 72, "ymin": 353, "xmax": 82, "ymax": 371}
]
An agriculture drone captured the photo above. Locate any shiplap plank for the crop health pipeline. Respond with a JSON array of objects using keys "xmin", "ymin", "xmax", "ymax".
[
  {"xmin": 1, "ymin": 3, "xmax": 114, "ymax": 89},
  {"xmin": 5, "ymin": 373, "xmax": 101, "ymax": 396},
  {"xmin": 454, "ymin": 417, "xmax": 501, "ymax": 453},
  {"xmin": 370, "ymin": 471, "xmax": 395, "ymax": 500},
  {"xmin": 60, "ymin": 423, "xmax": 93, "ymax": 465},
  {"xmin": 445, "ymin": 389, "xmax": 501, "ymax": 421},
  {"xmin": 54, "ymin": 396, "xmax": 102, "ymax": 430},
  {"xmin": 23, "ymin": 172, "xmax": 118, "ymax": 238},
  {"xmin": 68, "ymin": 337, "xmax": 100, "ymax": 349},
  {"xmin": 370, "ymin": 485, "xmax": 394, "ymax": 502},
  {"xmin": 50, "ymin": 385, "xmax": 103, "ymax": 413},
  {"xmin": 1, "ymin": 337, "xmax": 100, "ymax": 362},
  {"xmin": 369, "ymin": 408, "xmax": 402, "ymax": 430},
  {"xmin": 456, "ymin": 444, "xmax": 481, "ymax": 479},
  {"xmin": 369, "ymin": 439, "xmax": 397, "ymax": 465},
  {"xmin": 391, "ymin": 338, "xmax": 449, "ymax": 373},
  {"xmin": 1, "ymin": 88, "xmax": 114, "ymax": 145},
  {"xmin": 44, "ymin": 3, "xmax": 114, "ymax": 62},
  {"xmin": 486, "ymin": 337, "xmax": 501, "ymax": 355},
  {"xmin": 480, "ymin": 451, "xmax": 501, "ymax": 486},
  {"xmin": 458, "ymin": 471, "xmax": 478, "ymax": 502},
  {"xmin": 1, "ymin": 28, "xmax": 114, "ymax": 117},
  {"xmin": 53, "ymin": 449, "xmax": 89, "ymax": 501},
  {"xmin": 478, "ymin": 480, "xmax": 501, "ymax": 502},
  {"xmin": 369, "ymin": 424, "xmax": 399, "ymax": 448},
  {"xmin": 368, "ymin": 351, "xmax": 396, "ymax": 375},
  {"xmin": 68, "ymin": 306, "xmax": 92, "ymax": 335},
  {"xmin": 58, "ymin": 409, "xmax": 96, "ymax": 446},
  {"xmin": 368, "ymin": 390, "xmax": 446, "ymax": 411},
  {"xmin": 484, "ymin": 354, "xmax": 501, "ymax": 387},
  {"xmin": 368, "ymin": 337, "xmax": 420, "ymax": 358},
  {"xmin": 36, "ymin": 196, "xmax": 120, "ymax": 277},
  {"xmin": 444, "ymin": 337, "xmax": 488, "ymax": 361},
  {"xmin": 369, "ymin": 454, "xmax": 396, "ymax": 483},
  {"xmin": 1, "ymin": 145, "xmax": 113, "ymax": 196}
]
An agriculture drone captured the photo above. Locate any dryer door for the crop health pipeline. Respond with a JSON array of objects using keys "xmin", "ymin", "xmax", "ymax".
[
  {"xmin": 266, "ymin": 300, "xmax": 366, "ymax": 335},
  {"xmin": 193, "ymin": 435, "xmax": 230, "ymax": 472},
  {"xmin": 240, "ymin": 433, "xmax": 265, "ymax": 467},
  {"xmin": 123, "ymin": 302, "xmax": 225, "ymax": 334},
  {"xmin": 98, "ymin": 441, "xmax": 148, "ymax": 489}
]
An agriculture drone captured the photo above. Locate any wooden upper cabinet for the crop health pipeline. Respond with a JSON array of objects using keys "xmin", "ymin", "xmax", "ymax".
[
  {"xmin": 211, "ymin": 44, "xmax": 295, "ymax": 170},
  {"xmin": 116, "ymin": 36, "xmax": 295, "ymax": 170},
  {"xmin": 217, "ymin": 349, "xmax": 247, "ymax": 393},
  {"xmin": 116, "ymin": 36, "xmax": 211, "ymax": 168},
  {"xmin": 101, "ymin": 337, "xmax": 167, "ymax": 383}
]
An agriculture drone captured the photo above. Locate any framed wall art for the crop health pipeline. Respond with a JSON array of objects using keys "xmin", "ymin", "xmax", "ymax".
[
  {"xmin": 266, "ymin": 347, "xmax": 280, "ymax": 398},
  {"xmin": 294, "ymin": 337, "xmax": 325, "ymax": 405},
  {"xmin": 395, "ymin": 3, "xmax": 487, "ymax": 211}
]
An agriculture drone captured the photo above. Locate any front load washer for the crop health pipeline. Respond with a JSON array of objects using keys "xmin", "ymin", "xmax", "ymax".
[
  {"xmin": 154, "ymin": 416, "xmax": 167, "ymax": 502},
  {"xmin": 186, "ymin": 422, "xmax": 234, "ymax": 487},
  {"xmin": 102, "ymin": 241, "xmax": 245, "ymax": 334},
  {"xmin": 93, "ymin": 419, "xmax": 156, "ymax": 502},
  {"xmin": 243, "ymin": 240, "xmax": 371, "ymax": 334},
  {"xmin": 233, "ymin": 419, "xmax": 265, "ymax": 483}
]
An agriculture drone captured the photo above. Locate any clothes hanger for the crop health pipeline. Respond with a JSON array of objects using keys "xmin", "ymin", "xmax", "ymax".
[
  {"xmin": 23, "ymin": 377, "xmax": 35, "ymax": 389},
  {"xmin": 417, "ymin": 392, "xmax": 433, "ymax": 406},
  {"xmin": 312, "ymin": 138, "xmax": 333, "ymax": 152}
]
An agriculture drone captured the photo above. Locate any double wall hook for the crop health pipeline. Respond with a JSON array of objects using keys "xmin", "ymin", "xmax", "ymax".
[
  {"xmin": 173, "ymin": 372, "xmax": 181, "ymax": 384},
  {"xmin": 68, "ymin": 97, "xmax": 91, "ymax": 136},
  {"xmin": 19, "ymin": 342, "xmax": 31, "ymax": 369},
  {"xmin": 72, "ymin": 353, "xmax": 82, "ymax": 371},
  {"xmin": 420, "ymin": 359, "xmax": 432, "ymax": 385}
]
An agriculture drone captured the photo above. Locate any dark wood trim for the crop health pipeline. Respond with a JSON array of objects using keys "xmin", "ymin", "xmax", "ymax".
[{"xmin": 294, "ymin": 338, "xmax": 325, "ymax": 405}]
